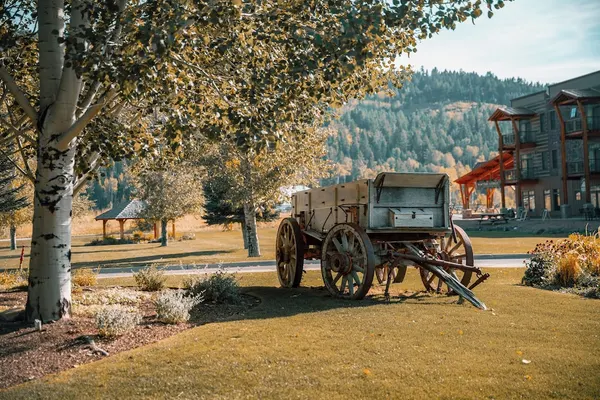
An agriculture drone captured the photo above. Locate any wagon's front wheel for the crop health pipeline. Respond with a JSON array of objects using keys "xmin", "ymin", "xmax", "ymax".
[
  {"xmin": 276, "ymin": 218, "xmax": 305, "ymax": 288},
  {"xmin": 321, "ymin": 223, "xmax": 375, "ymax": 300},
  {"xmin": 420, "ymin": 225, "xmax": 474, "ymax": 294}
]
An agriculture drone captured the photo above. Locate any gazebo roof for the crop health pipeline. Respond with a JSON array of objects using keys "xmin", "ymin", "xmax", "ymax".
[
  {"xmin": 550, "ymin": 88, "xmax": 600, "ymax": 105},
  {"xmin": 455, "ymin": 153, "xmax": 514, "ymax": 185},
  {"xmin": 95, "ymin": 199, "xmax": 147, "ymax": 221},
  {"xmin": 488, "ymin": 106, "xmax": 536, "ymax": 122}
]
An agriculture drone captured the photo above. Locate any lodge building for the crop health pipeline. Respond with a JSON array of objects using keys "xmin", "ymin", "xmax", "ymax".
[{"xmin": 456, "ymin": 70, "xmax": 600, "ymax": 218}]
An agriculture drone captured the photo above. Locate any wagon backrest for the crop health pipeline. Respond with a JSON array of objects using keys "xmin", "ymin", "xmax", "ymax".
[{"xmin": 367, "ymin": 172, "xmax": 450, "ymax": 230}]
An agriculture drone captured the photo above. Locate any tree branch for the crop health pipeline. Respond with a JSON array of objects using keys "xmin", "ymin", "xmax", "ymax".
[
  {"xmin": 15, "ymin": 135, "xmax": 35, "ymax": 180},
  {"xmin": 55, "ymin": 89, "xmax": 117, "ymax": 151},
  {"xmin": 0, "ymin": 116, "xmax": 36, "ymax": 146},
  {"xmin": 73, "ymin": 152, "xmax": 102, "ymax": 195},
  {"xmin": 0, "ymin": 64, "xmax": 38, "ymax": 124},
  {"xmin": 0, "ymin": 146, "xmax": 34, "ymax": 183}
]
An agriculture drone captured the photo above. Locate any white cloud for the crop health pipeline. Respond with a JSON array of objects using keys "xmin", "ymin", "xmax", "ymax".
[{"xmin": 400, "ymin": 0, "xmax": 600, "ymax": 83}]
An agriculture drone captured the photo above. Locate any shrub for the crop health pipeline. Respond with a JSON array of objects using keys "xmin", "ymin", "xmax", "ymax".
[
  {"xmin": 133, "ymin": 219, "xmax": 155, "ymax": 232},
  {"xmin": 87, "ymin": 236, "xmax": 135, "ymax": 246},
  {"xmin": 72, "ymin": 268, "xmax": 98, "ymax": 287},
  {"xmin": 184, "ymin": 270, "xmax": 241, "ymax": 304},
  {"xmin": 153, "ymin": 290, "xmax": 203, "ymax": 324},
  {"xmin": 556, "ymin": 253, "xmax": 582, "ymax": 287},
  {"xmin": 132, "ymin": 230, "xmax": 154, "ymax": 242},
  {"xmin": 134, "ymin": 265, "xmax": 167, "ymax": 291},
  {"xmin": 524, "ymin": 233, "xmax": 600, "ymax": 295},
  {"xmin": 95, "ymin": 306, "xmax": 142, "ymax": 337},
  {"xmin": 0, "ymin": 269, "xmax": 27, "ymax": 290}
]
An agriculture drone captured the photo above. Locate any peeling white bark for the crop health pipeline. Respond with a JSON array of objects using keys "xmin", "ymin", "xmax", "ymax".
[{"xmin": 243, "ymin": 202, "xmax": 260, "ymax": 257}]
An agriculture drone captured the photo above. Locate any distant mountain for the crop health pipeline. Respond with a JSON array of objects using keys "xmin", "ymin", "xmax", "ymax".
[{"xmin": 324, "ymin": 69, "xmax": 545, "ymax": 202}]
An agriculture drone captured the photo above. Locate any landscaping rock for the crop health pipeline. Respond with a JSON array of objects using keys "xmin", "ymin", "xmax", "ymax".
[{"xmin": 0, "ymin": 307, "xmax": 25, "ymax": 322}]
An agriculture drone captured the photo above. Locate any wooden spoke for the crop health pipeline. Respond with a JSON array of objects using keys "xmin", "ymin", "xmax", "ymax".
[
  {"xmin": 276, "ymin": 218, "xmax": 305, "ymax": 288},
  {"xmin": 419, "ymin": 225, "xmax": 474, "ymax": 295}
]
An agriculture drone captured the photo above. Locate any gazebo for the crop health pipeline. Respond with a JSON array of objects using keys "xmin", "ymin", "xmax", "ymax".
[{"xmin": 95, "ymin": 200, "xmax": 153, "ymax": 239}]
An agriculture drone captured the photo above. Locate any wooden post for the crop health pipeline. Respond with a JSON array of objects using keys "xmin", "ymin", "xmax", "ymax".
[
  {"xmin": 171, "ymin": 220, "xmax": 176, "ymax": 238},
  {"xmin": 102, "ymin": 220, "xmax": 107, "ymax": 238},
  {"xmin": 511, "ymin": 118, "xmax": 522, "ymax": 208},
  {"xmin": 495, "ymin": 121, "xmax": 506, "ymax": 209},
  {"xmin": 554, "ymin": 103, "xmax": 568, "ymax": 205},
  {"xmin": 119, "ymin": 219, "xmax": 125, "ymax": 240},
  {"xmin": 577, "ymin": 100, "xmax": 591, "ymax": 203},
  {"xmin": 153, "ymin": 222, "xmax": 158, "ymax": 239}
]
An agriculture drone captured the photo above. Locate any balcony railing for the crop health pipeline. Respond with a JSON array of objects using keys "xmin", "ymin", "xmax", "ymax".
[
  {"xmin": 504, "ymin": 168, "xmax": 539, "ymax": 181},
  {"xmin": 565, "ymin": 116, "xmax": 600, "ymax": 134},
  {"xmin": 502, "ymin": 131, "xmax": 535, "ymax": 146},
  {"xmin": 567, "ymin": 161, "xmax": 584, "ymax": 175}
]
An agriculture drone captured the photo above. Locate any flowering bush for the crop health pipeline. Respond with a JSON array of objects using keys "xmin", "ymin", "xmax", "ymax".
[
  {"xmin": 154, "ymin": 290, "xmax": 203, "ymax": 324},
  {"xmin": 523, "ymin": 233, "xmax": 600, "ymax": 297}
]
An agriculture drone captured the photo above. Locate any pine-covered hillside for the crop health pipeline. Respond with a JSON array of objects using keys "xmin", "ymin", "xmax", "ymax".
[{"xmin": 325, "ymin": 69, "xmax": 545, "ymax": 187}]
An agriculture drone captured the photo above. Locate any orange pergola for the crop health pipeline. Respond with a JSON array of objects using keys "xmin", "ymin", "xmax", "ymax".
[{"xmin": 455, "ymin": 153, "xmax": 514, "ymax": 210}]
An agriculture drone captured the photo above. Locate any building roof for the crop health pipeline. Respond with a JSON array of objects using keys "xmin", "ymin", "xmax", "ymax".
[
  {"xmin": 455, "ymin": 153, "xmax": 514, "ymax": 185},
  {"xmin": 95, "ymin": 199, "xmax": 147, "ymax": 220},
  {"xmin": 550, "ymin": 88, "xmax": 600, "ymax": 105},
  {"xmin": 488, "ymin": 106, "xmax": 537, "ymax": 121}
]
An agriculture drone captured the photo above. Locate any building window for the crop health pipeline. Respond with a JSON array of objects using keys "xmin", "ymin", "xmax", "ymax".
[
  {"xmin": 591, "ymin": 186, "xmax": 600, "ymax": 208},
  {"xmin": 576, "ymin": 191, "xmax": 582, "ymax": 201},
  {"xmin": 552, "ymin": 149, "xmax": 559, "ymax": 169},
  {"xmin": 553, "ymin": 189, "xmax": 561, "ymax": 211},
  {"xmin": 541, "ymin": 152, "xmax": 549, "ymax": 171},
  {"xmin": 549, "ymin": 110, "xmax": 557, "ymax": 130},
  {"xmin": 539, "ymin": 112, "xmax": 545, "ymax": 133},
  {"xmin": 522, "ymin": 190, "xmax": 536, "ymax": 212},
  {"xmin": 544, "ymin": 189, "xmax": 551, "ymax": 211}
]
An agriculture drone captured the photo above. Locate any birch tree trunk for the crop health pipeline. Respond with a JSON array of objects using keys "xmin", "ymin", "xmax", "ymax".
[
  {"xmin": 9, "ymin": 224, "xmax": 17, "ymax": 251},
  {"xmin": 243, "ymin": 202, "xmax": 260, "ymax": 257},
  {"xmin": 160, "ymin": 218, "xmax": 168, "ymax": 247},
  {"xmin": 26, "ymin": 141, "xmax": 77, "ymax": 322},
  {"xmin": 241, "ymin": 221, "xmax": 249, "ymax": 249}
]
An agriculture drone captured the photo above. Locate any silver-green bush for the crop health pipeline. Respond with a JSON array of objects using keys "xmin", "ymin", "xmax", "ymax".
[
  {"xmin": 133, "ymin": 265, "xmax": 167, "ymax": 291},
  {"xmin": 154, "ymin": 290, "xmax": 203, "ymax": 324},
  {"xmin": 184, "ymin": 270, "xmax": 241, "ymax": 304},
  {"xmin": 95, "ymin": 306, "xmax": 142, "ymax": 337}
]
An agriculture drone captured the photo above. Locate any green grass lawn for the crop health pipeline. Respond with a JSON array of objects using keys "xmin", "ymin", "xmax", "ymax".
[
  {"xmin": 0, "ymin": 228, "xmax": 565, "ymax": 271},
  {"xmin": 3, "ymin": 268, "xmax": 599, "ymax": 399}
]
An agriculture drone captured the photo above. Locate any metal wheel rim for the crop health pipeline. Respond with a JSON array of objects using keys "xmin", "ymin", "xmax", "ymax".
[
  {"xmin": 321, "ymin": 223, "xmax": 375, "ymax": 300},
  {"xmin": 276, "ymin": 218, "xmax": 304, "ymax": 288},
  {"xmin": 420, "ymin": 225, "xmax": 474, "ymax": 294}
]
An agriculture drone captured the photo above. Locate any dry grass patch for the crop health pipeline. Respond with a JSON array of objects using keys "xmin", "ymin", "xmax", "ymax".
[{"xmin": 3, "ymin": 268, "xmax": 599, "ymax": 399}]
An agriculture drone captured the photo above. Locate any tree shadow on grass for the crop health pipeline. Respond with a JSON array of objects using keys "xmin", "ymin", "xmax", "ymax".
[{"xmin": 71, "ymin": 250, "xmax": 235, "ymax": 269}]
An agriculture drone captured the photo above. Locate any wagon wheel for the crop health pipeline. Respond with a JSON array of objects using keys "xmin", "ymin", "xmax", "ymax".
[
  {"xmin": 420, "ymin": 225, "xmax": 474, "ymax": 295},
  {"xmin": 276, "ymin": 218, "xmax": 305, "ymax": 288},
  {"xmin": 321, "ymin": 223, "xmax": 375, "ymax": 300}
]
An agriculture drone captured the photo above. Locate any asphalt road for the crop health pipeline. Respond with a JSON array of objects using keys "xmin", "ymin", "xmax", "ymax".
[{"xmin": 96, "ymin": 255, "xmax": 528, "ymax": 279}]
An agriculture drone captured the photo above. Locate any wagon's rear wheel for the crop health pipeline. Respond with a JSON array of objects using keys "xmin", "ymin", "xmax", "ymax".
[
  {"xmin": 276, "ymin": 218, "xmax": 305, "ymax": 288},
  {"xmin": 321, "ymin": 223, "xmax": 375, "ymax": 300},
  {"xmin": 420, "ymin": 225, "xmax": 474, "ymax": 295}
]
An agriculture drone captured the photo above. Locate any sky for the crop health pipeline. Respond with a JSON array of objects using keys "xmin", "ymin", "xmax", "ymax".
[{"xmin": 401, "ymin": 0, "xmax": 600, "ymax": 84}]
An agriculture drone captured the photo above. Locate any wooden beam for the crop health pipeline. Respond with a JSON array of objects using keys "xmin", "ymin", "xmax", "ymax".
[
  {"xmin": 171, "ymin": 220, "xmax": 176, "ymax": 239},
  {"xmin": 102, "ymin": 220, "xmax": 107, "ymax": 238},
  {"xmin": 554, "ymin": 104, "xmax": 568, "ymax": 205},
  {"xmin": 577, "ymin": 100, "xmax": 591, "ymax": 203},
  {"xmin": 118, "ymin": 219, "xmax": 125, "ymax": 240},
  {"xmin": 495, "ymin": 121, "xmax": 506, "ymax": 209},
  {"xmin": 154, "ymin": 222, "xmax": 158, "ymax": 239},
  {"xmin": 511, "ymin": 118, "xmax": 522, "ymax": 208}
]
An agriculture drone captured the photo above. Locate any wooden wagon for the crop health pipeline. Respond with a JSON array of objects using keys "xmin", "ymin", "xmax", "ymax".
[{"xmin": 275, "ymin": 172, "xmax": 489, "ymax": 309}]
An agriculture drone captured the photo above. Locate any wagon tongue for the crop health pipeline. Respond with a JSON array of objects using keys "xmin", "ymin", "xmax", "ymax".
[{"xmin": 419, "ymin": 263, "xmax": 488, "ymax": 310}]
